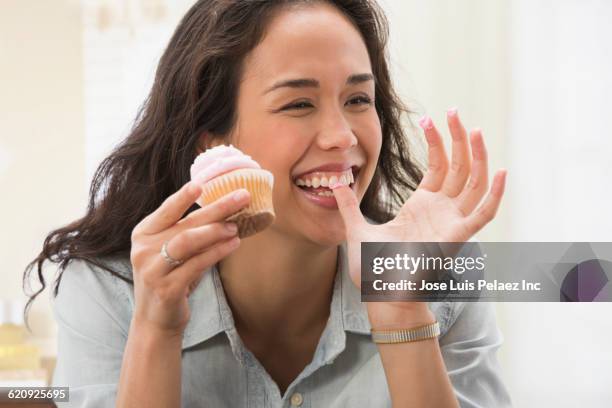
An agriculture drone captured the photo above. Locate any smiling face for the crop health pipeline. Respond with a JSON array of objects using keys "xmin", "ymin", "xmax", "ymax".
[{"xmin": 215, "ymin": 3, "xmax": 382, "ymax": 246}]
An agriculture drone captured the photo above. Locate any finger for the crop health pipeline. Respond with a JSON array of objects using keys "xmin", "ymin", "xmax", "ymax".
[
  {"xmin": 463, "ymin": 170, "xmax": 507, "ymax": 234},
  {"xmin": 138, "ymin": 181, "xmax": 202, "ymax": 234},
  {"xmin": 441, "ymin": 108, "xmax": 471, "ymax": 197},
  {"xmin": 165, "ymin": 221, "xmax": 238, "ymax": 264},
  {"xmin": 179, "ymin": 189, "xmax": 250, "ymax": 228},
  {"xmin": 163, "ymin": 236, "xmax": 241, "ymax": 293},
  {"xmin": 417, "ymin": 115, "xmax": 449, "ymax": 192},
  {"xmin": 330, "ymin": 183, "xmax": 366, "ymax": 233},
  {"xmin": 455, "ymin": 129, "xmax": 489, "ymax": 215}
]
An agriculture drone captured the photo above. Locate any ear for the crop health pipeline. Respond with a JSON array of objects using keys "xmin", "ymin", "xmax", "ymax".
[{"xmin": 196, "ymin": 132, "xmax": 226, "ymax": 154}]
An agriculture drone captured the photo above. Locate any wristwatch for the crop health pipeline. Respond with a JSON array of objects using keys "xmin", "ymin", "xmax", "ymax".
[{"xmin": 371, "ymin": 321, "xmax": 440, "ymax": 344}]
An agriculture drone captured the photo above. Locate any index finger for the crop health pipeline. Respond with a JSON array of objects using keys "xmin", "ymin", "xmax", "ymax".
[
  {"xmin": 138, "ymin": 181, "xmax": 202, "ymax": 234},
  {"xmin": 330, "ymin": 183, "xmax": 366, "ymax": 233},
  {"xmin": 179, "ymin": 188, "xmax": 251, "ymax": 228}
]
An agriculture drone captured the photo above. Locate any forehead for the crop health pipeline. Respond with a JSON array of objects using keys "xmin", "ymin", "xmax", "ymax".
[{"xmin": 242, "ymin": 4, "xmax": 372, "ymax": 85}]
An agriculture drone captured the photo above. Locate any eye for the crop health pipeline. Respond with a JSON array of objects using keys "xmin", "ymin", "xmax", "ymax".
[
  {"xmin": 280, "ymin": 100, "xmax": 314, "ymax": 111},
  {"xmin": 346, "ymin": 95, "xmax": 373, "ymax": 107}
]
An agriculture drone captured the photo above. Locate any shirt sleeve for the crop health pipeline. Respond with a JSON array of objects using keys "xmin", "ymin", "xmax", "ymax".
[
  {"xmin": 50, "ymin": 258, "xmax": 132, "ymax": 407},
  {"xmin": 439, "ymin": 301, "xmax": 513, "ymax": 408}
]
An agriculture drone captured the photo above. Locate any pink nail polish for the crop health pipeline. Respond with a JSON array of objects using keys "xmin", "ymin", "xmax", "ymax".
[
  {"xmin": 447, "ymin": 107, "xmax": 458, "ymax": 117},
  {"xmin": 418, "ymin": 115, "xmax": 434, "ymax": 130}
]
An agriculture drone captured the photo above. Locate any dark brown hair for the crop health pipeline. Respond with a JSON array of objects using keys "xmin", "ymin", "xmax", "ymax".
[{"xmin": 22, "ymin": 0, "xmax": 423, "ymax": 326}]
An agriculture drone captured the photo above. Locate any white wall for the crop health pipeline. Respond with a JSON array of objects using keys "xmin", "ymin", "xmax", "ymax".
[
  {"xmin": 381, "ymin": 0, "xmax": 510, "ymax": 241},
  {"xmin": 503, "ymin": 1, "xmax": 612, "ymax": 405},
  {"xmin": 0, "ymin": 0, "xmax": 86, "ymax": 355},
  {"xmin": 381, "ymin": 1, "xmax": 612, "ymax": 406},
  {"xmin": 80, "ymin": 0, "xmax": 194, "ymax": 186}
]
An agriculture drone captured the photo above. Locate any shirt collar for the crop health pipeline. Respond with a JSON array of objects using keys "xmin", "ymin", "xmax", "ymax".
[{"xmin": 181, "ymin": 241, "xmax": 370, "ymax": 350}]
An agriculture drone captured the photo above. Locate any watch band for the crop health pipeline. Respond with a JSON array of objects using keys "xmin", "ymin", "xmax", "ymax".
[{"xmin": 371, "ymin": 321, "xmax": 440, "ymax": 344}]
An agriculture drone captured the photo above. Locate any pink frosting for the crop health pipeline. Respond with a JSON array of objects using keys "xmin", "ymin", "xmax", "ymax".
[{"xmin": 190, "ymin": 144, "xmax": 261, "ymax": 184}]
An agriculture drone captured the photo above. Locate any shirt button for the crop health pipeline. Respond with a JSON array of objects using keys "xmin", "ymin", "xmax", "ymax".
[{"xmin": 290, "ymin": 392, "xmax": 304, "ymax": 406}]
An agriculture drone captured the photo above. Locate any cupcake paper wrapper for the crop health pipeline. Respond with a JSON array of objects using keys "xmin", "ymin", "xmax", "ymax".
[{"xmin": 197, "ymin": 168, "xmax": 275, "ymax": 238}]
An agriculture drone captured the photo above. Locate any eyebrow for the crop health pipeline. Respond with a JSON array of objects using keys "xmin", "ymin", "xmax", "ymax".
[{"xmin": 263, "ymin": 73, "xmax": 374, "ymax": 95}]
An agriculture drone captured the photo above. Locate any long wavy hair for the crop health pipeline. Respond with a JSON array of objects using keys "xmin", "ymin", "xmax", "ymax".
[{"xmin": 23, "ymin": 0, "xmax": 424, "ymax": 326}]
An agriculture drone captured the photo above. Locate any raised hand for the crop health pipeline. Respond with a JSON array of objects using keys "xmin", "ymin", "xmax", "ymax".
[{"xmin": 332, "ymin": 108, "xmax": 506, "ymax": 291}]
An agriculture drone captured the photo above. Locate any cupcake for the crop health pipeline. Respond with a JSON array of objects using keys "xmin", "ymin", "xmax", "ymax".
[{"xmin": 190, "ymin": 144, "xmax": 275, "ymax": 238}]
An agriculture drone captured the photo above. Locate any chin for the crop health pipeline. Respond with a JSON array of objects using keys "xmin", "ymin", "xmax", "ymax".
[{"xmin": 301, "ymin": 220, "xmax": 347, "ymax": 247}]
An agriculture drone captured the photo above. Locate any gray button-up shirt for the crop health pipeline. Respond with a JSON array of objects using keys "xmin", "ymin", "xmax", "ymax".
[{"xmin": 51, "ymin": 243, "xmax": 512, "ymax": 407}]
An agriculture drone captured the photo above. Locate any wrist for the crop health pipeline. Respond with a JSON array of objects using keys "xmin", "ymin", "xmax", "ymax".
[
  {"xmin": 366, "ymin": 301, "xmax": 436, "ymax": 330},
  {"xmin": 130, "ymin": 317, "xmax": 184, "ymax": 345}
]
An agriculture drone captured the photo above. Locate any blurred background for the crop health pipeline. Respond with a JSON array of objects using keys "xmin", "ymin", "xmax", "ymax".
[{"xmin": 1, "ymin": 0, "xmax": 611, "ymax": 405}]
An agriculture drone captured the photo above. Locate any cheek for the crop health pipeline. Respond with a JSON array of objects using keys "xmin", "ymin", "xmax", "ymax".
[
  {"xmin": 367, "ymin": 115, "xmax": 383, "ymax": 155},
  {"xmin": 233, "ymin": 116, "xmax": 305, "ymax": 170},
  {"xmin": 246, "ymin": 138, "xmax": 307, "ymax": 178},
  {"xmin": 364, "ymin": 130, "xmax": 382, "ymax": 160},
  {"xmin": 356, "ymin": 114, "xmax": 383, "ymax": 177},
  {"xmin": 235, "ymin": 130, "xmax": 309, "ymax": 206}
]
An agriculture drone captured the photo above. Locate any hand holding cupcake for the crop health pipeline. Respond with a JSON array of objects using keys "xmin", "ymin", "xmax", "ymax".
[{"xmin": 190, "ymin": 145, "xmax": 275, "ymax": 238}]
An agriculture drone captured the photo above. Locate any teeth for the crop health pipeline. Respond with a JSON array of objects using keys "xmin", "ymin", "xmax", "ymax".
[
  {"xmin": 315, "ymin": 190, "xmax": 334, "ymax": 197},
  {"xmin": 294, "ymin": 168, "xmax": 356, "ymax": 188}
]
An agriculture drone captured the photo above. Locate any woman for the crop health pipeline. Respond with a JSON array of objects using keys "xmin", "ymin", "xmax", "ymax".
[{"xmin": 25, "ymin": 0, "xmax": 511, "ymax": 407}]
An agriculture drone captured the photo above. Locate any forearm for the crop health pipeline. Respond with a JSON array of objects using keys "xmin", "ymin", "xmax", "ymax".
[
  {"xmin": 116, "ymin": 320, "xmax": 183, "ymax": 407},
  {"xmin": 368, "ymin": 303, "xmax": 459, "ymax": 408}
]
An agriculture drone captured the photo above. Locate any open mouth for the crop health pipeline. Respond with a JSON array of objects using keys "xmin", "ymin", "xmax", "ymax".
[{"xmin": 293, "ymin": 166, "xmax": 359, "ymax": 196}]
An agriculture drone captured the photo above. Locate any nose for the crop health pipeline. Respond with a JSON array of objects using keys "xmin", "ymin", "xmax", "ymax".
[{"xmin": 315, "ymin": 108, "xmax": 358, "ymax": 151}]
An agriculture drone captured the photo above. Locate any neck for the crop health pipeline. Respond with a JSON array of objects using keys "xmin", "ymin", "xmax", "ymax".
[{"xmin": 218, "ymin": 227, "xmax": 338, "ymax": 339}]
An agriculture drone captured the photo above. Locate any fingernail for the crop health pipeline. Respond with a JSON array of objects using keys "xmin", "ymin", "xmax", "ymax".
[
  {"xmin": 233, "ymin": 189, "xmax": 249, "ymax": 202},
  {"xmin": 225, "ymin": 223, "xmax": 238, "ymax": 234},
  {"xmin": 447, "ymin": 107, "xmax": 458, "ymax": 117},
  {"xmin": 188, "ymin": 182, "xmax": 201, "ymax": 195},
  {"xmin": 329, "ymin": 182, "xmax": 342, "ymax": 189},
  {"xmin": 418, "ymin": 115, "xmax": 433, "ymax": 130}
]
